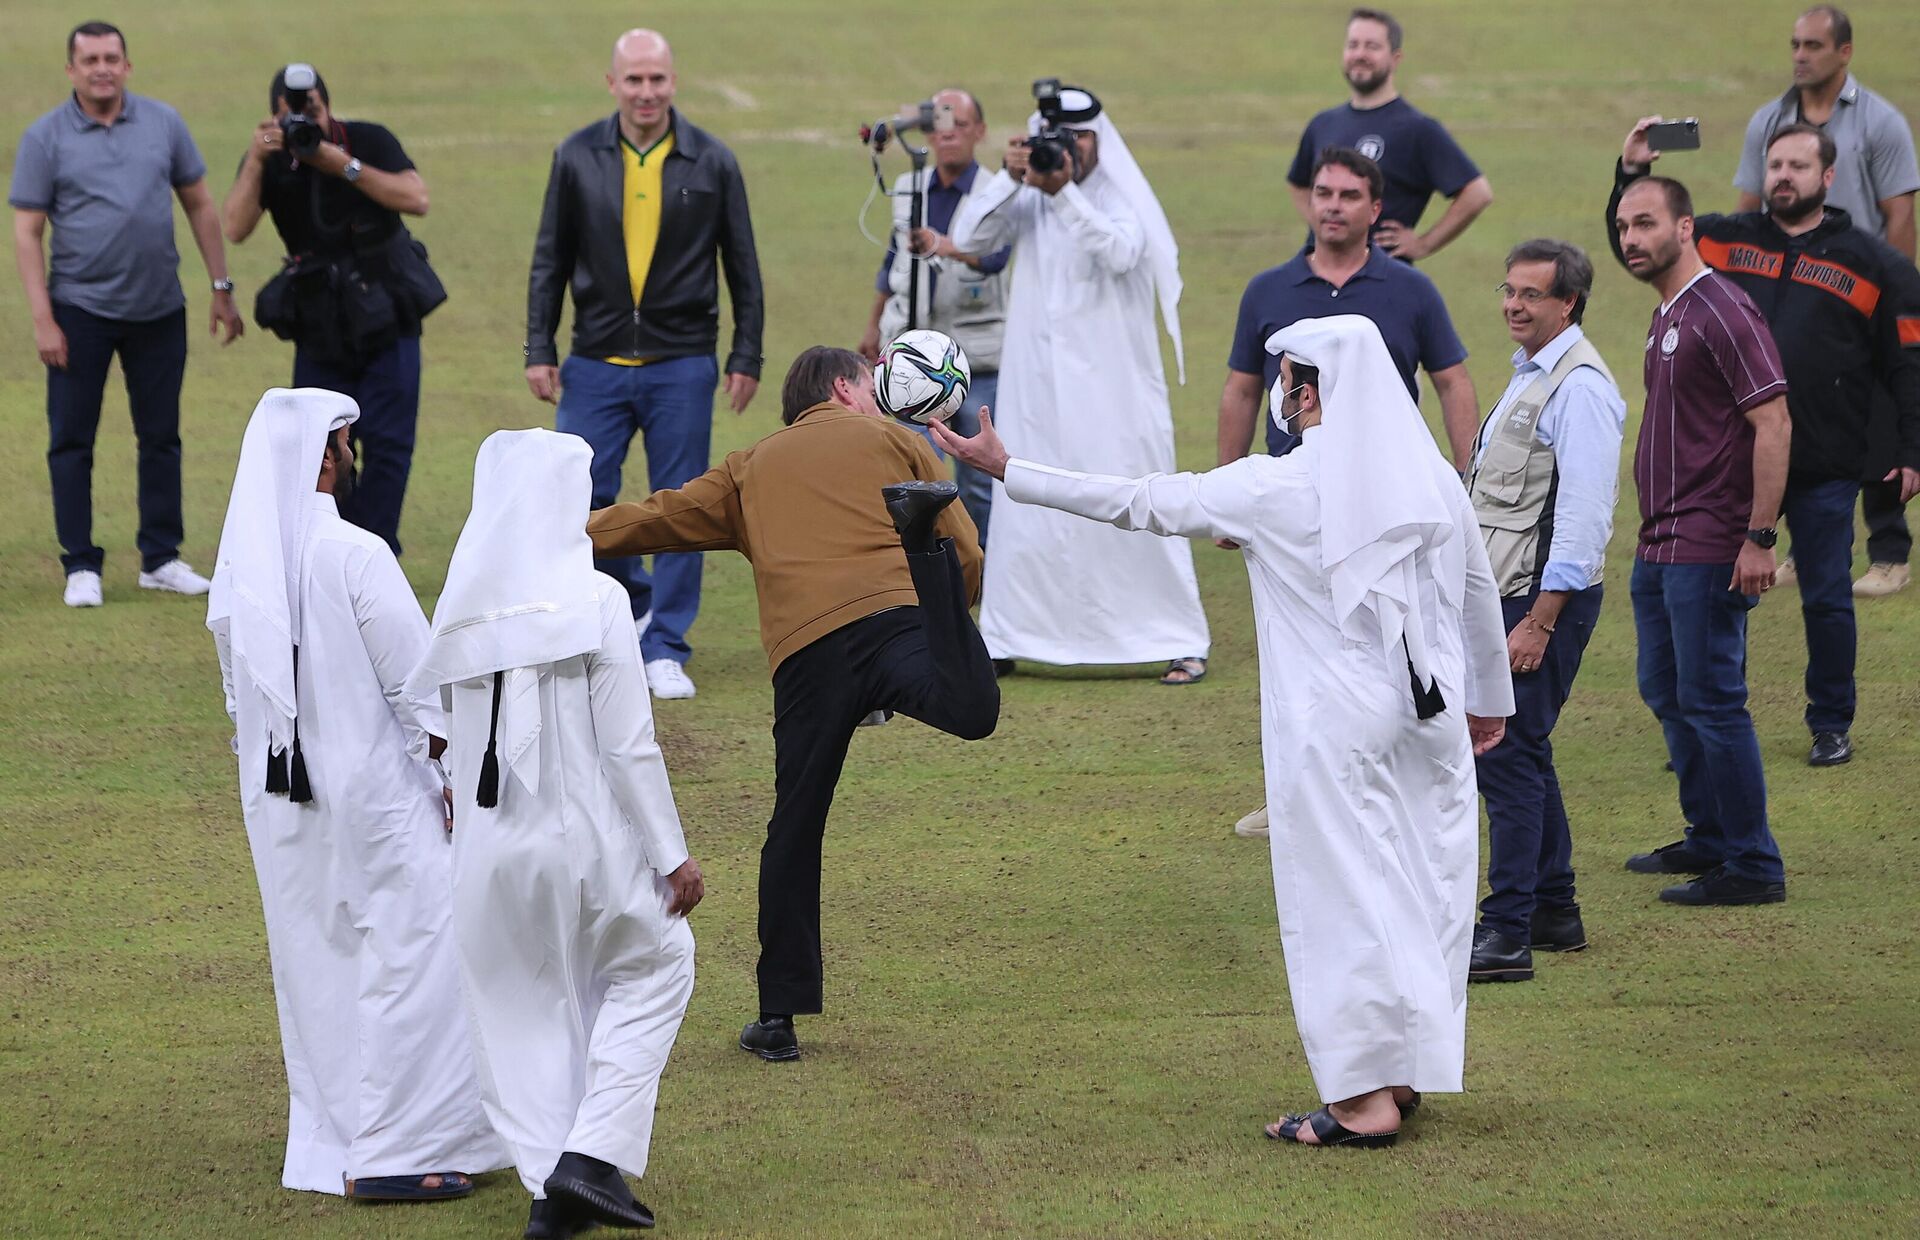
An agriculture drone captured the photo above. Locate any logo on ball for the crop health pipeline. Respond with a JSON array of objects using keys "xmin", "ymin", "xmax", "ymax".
[{"xmin": 875, "ymin": 330, "xmax": 972, "ymax": 425}]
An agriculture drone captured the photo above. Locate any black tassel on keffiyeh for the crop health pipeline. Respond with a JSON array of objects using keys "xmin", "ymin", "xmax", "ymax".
[
  {"xmin": 476, "ymin": 670, "xmax": 503, "ymax": 809},
  {"xmin": 264, "ymin": 743, "xmax": 290, "ymax": 794},
  {"xmin": 287, "ymin": 736, "xmax": 312, "ymax": 803},
  {"xmin": 1404, "ymin": 637, "xmax": 1446, "ymax": 721}
]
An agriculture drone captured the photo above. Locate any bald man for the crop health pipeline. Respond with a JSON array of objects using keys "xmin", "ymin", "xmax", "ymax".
[{"xmin": 527, "ymin": 28, "xmax": 765, "ymax": 703}]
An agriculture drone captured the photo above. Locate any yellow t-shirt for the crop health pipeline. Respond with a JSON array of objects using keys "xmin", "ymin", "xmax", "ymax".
[{"xmin": 607, "ymin": 129, "xmax": 674, "ymax": 366}]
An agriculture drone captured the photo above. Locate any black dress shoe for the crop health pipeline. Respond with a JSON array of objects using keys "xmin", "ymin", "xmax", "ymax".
[
  {"xmin": 1659, "ymin": 865, "xmax": 1787, "ymax": 907},
  {"xmin": 525, "ymin": 1195, "xmax": 597, "ymax": 1239},
  {"xmin": 1809, "ymin": 731, "xmax": 1852, "ymax": 766},
  {"xmin": 1625, "ymin": 839, "xmax": 1717, "ymax": 875},
  {"xmin": 1529, "ymin": 904, "xmax": 1589, "ymax": 952},
  {"xmin": 739, "ymin": 1015, "xmax": 800, "ymax": 1061},
  {"xmin": 1468, "ymin": 924, "xmax": 1533, "ymax": 982},
  {"xmin": 881, "ymin": 480, "xmax": 959, "ymax": 554},
  {"xmin": 544, "ymin": 1152, "xmax": 652, "ymax": 1230}
]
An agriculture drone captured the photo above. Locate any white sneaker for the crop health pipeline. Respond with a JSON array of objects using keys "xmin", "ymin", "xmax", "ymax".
[
  {"xmin": 645, "ymin": 658, "xmax": 696, "ymax": 700},
  {"xmin": 63, "ymin": 570, "xmax": 104, "ymax": 608},
  {"xmin": 1853, "ymin": 561, "xmax": 1910, "ymax": 597},
  {"xmin": 138, "ymin": 558, "xmax": 211, "ymax": 596},
  {"xmin": 1232, "ymin": 805, "xmax": 1270, "ymax": 839}
]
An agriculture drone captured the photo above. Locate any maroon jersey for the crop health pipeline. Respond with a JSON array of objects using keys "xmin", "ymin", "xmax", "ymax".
[{"xmin": 1635, "ymin": 270, "xmax": 1788, "ymax": 564}]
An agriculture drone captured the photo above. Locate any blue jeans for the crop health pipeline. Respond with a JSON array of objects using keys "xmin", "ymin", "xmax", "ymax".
[
  {"xmin": 1781, "ymin": 477, "xmax": 1858, "ymax": 734},
  {"xmin": 1630, "ymin": 559, "xmax": 1784, "ymax": 883},
  {"xmin": 556, "ymin": 353, "xmax": 717, "ymax": 664},
  {"xmin": 46, "ymin": 303, "xmax": 187, "ymax": 574},
  {"xmin": 916, "ymin": 369, "xmax": 997, "ymax": 547},
  {"xmin": 293, "ymin": 335, "xmax": 421, "ymax": 557},
  {"xmin": 1475, "ymin": 586, "xmax": 1603, "ymax": 939}
]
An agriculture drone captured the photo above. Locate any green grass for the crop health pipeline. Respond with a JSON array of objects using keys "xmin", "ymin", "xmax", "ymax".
[{"xmin": 4, "ymin": 1, "xmax": 1919, "ymax": 1235}]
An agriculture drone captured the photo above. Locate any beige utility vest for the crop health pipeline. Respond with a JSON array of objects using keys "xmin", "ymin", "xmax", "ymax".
[{"xmin": 1469, "ymin": 335, "xmax": 1617, "ymax": 597}]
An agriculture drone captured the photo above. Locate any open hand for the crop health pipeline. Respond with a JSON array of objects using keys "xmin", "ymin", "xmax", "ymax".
[{"xmin": 928, "ymin": 406, "xmax": 1009, "ymax": 480}]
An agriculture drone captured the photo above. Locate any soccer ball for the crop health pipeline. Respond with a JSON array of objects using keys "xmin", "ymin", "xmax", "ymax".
[{"xmin": 875, "ymin": 330, "xmax": 971, "ymax": 425}]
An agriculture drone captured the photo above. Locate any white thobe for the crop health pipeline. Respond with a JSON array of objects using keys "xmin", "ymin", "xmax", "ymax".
[
  {"xmin": 1005, "ymin": 444, "xmax": 1513, "ymax": 1101},
  {"xmin": 442, "ymin": 575, "xmax": 695, "ymax": 1196},
  {"xmin": 952, "ymin": 168, "xmax": 1210, "ymax": 665},
  {"xmin": 213, "ymin": 495, "xmax": 506, "ymax": 1192}
]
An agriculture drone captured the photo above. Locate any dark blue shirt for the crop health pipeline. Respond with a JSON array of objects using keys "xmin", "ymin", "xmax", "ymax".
[
  {"xmin": 1228, "ymin": 244, "xmax": 1468, "ymax": 455},
  {"xmin": 874, "ymin": 161, "xmax": 1010, "ymax": 293},
  {"xmin": 1286, "ymin": 98, "xmax": 1481, "ymax": 236}
]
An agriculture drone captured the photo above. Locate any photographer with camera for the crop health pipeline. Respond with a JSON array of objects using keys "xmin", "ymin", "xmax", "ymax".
[
  {"xmin": 950, "ymin": 83, "xmax": 1210, "ymax": 685},
  {"xmin": 858, "ymin": 88, "xmax": 1010, "ymax": 544},
  {"xmin": 222, "ymin": 64, "xmax": 441, "ymax": 557}
]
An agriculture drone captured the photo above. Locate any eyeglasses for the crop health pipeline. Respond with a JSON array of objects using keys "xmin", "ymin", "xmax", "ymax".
[{"xmin": 1495, "ymin": 283, "xmax": 1557, "ymax": 303}]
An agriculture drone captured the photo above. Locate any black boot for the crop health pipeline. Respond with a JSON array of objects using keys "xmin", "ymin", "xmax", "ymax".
[
  {"xmin": 740, "ymin": 1014, "xmax": 800, "ymax": 1061},
  {"xmin": 1529, "ymin": 904, "xmax": 1589, "ymax": 952},
  {"xmin": 543, "ymin": 1152, "xmax": 653, "ymax": 1230},
  {"xmin": 882, "ymin": 480, "xmax": 959, "ymax": 554},
  {"xmin": 1467, "ymin": 924, "xmax": 1534, "ymax": 982}
]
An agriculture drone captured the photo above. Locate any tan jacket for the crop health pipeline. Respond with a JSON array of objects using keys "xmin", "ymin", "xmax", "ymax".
[{"xmin": 587, "ymin": 403, "xmax": 983, "ymax": 673}]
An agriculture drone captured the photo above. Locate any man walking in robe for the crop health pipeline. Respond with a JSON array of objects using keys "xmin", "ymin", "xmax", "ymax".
[
  {"xmin": 413, "ymin": 428, "xmax": 703, "ymax": 1237},
  {"xmin": 587, "ymin": 345, "xmax": 999, "ymax": 1062},
  {"xmin": 207, "ymin": 388, "xmax": 505, "ymax": 1199},
  {"xmin": 935, "ymin": 315, "xmax": 1512, "ymax": 1146},
  {"xmin": 949, "ymin": 84, "xmax": 1211, "ymax": 684}
]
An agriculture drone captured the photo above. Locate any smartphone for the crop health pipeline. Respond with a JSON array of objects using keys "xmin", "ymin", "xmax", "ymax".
[{"xmin": 1646, "ymin": 119, "xmax": 1701, "ymax": 152}]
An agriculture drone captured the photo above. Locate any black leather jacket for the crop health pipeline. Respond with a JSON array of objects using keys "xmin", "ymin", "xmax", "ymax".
[{"xmin": 526, "ymin": 109, "xmax": 764, "ymax": 377}]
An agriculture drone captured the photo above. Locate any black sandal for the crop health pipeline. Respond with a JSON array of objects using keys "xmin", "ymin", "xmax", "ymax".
[
  {"xmin": 1159, "ymin": 657, "xmax": 1207, "ymax": 686},
  {"xmin": 1398, "ymin": 1091, "xmax": 1421, "ymax": 1117},
  {"xmin": 1264, "ymin": 1107, "xmax": 1399, "ymax": 1149},
  {"xmin": 343, "ymin": 1172, "xmax": 474, "ymax": 1200}
]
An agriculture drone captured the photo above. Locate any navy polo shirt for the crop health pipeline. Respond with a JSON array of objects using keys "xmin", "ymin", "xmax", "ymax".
[
  {"xmin": 1228, "ymin": 244, "xmax": 1467, "ymax": 455},
  {"xmin": 1286, "ymin": 98, "xmax": 1481, "ymax": 234}
]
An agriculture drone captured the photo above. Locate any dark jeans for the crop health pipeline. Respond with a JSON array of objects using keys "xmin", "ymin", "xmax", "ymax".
[
  {"xmin": 1861, "ymin": 477, "xmax": 1910, "ymax": 566},
  {"xmin": 1781, "ymin": 477, "xmax": 1858, "ymax": 734},
  {"xmin": 293, "ymin": 335, "xmax": 421, "ymax": 557},
  {"xmin": 916, "ymin": 369, "xmax": 997, "ymax": 548},
  {"xmin": 757, "ymin": 542, "xmax": 1000, "ymax": 1016},
  {"xmin": 557, "ymin": 353, "xmax": 717, "ymax": 664},
  {"xmin": 1630, "ymin": 559, "xmax": 1784, "ymax": 883},
  {"xmin": 1475, "ymin": 586, "xmax": 1603, "ymax": 940},
  {"xmin": 45, "ymin": 303, "xmax": 187, "ymax": 575}
]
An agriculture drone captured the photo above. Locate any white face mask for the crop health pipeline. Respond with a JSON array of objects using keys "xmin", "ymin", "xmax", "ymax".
[{"xmin": 1270, "ymin": 383, "xmax": 1311, "ymax": 435}]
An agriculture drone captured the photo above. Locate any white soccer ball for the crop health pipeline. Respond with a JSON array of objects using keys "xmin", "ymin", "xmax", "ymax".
[{"xmin": 875, "ymin": 330, "xmax": 971, "ymax": 425}]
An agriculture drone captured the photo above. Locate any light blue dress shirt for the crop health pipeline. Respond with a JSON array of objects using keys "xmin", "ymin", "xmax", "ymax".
[{"xmin": 1471, "ymin": 324, "xmax": 1626, "ymax": 592}]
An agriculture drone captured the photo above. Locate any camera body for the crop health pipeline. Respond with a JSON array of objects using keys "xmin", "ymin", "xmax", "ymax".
[
  {"xmin": 1024, "ymin": 78, "xmax": 1077, "ymax": 176},
  {"xmin": 277, "ymin": 63, "xmax": 325, "ymax": 160}
]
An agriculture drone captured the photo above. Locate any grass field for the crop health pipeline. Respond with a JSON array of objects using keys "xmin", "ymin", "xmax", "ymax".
[{"xmin": 4, "ymin": 1, "xmax": 1919, "ymax": 1236}]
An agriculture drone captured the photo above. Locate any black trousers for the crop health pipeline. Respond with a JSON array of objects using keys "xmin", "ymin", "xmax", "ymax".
[
  {"xmin": 45, "ymin": 303, "xmax": 188, "ymax": 575},
  {"xmin": 758, "ymin": 540, "xmax": 999, "ymax": 1016},
  {"xmin": 293, "ymin": 335, "xmax": 422, "ymax": 557}
]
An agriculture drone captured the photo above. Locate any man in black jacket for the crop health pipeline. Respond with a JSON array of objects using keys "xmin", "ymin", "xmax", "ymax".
[
  {"xmin": 525, "ymin": 27, "xmax": 765, "ymax": 702},
  {"xmin": 1613, "ymin": 117, "xmax": 1920, "ymax": 768}
]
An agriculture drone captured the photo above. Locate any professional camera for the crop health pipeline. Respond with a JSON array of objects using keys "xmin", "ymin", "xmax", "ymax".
[
  {"xmin": 277, "ymin": 63, "xmax": 325, "ymax": 160},
  {"xmin": 1024, "ymin": 78, "xmax": 1076, "ymax": 175}
]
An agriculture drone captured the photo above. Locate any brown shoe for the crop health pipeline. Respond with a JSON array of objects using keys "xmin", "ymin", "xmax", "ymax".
[{"xmin": 1853, "ymin": 562, "xmax": 1909, "ymax": 596}]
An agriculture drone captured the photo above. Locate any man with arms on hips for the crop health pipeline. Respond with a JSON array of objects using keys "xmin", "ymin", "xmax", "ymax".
[
  {"xmin": 11, "ymin": 20, "xmax": 243, "ymax": 608},
  {"xmin": 1221, "ymin": 147, "xmax": 1479, "ymax": 839},
  {"xmin": 1621, "ymin": 119, "xmax": 1920, "ymax": 769},
  {"xmin": 858, "ymin": 87, "xmax": 1010, "ymax": 545},
  {"xmin": 222, "ymin": 63, "xmax": 441, "ymax": 558},
  {"xmin": 526, "ymin": 27, "xmax": 766, "ymax": 701},
  {"xmin": 208, "ymin": 389, "xmax": 506, "ymax": 1201},
  {"xmin": 587, "ymin": 346, "xmax": 997, "ymax": 1063},
  {"xmin": 414, "ymin": 429, "xmax": 703, "ymax": 1239},
  {"xmin": 935, "ymin": 315, "xmax": 1512, "ymax": 1148},
  {"xmin": 949, "ymin": 84, "xmax": 1211, "ymax": 685},
  {"xmin": 1463, "ymin": 240, "xmax": 1624, "ymax": 985},
  {"xmin": 1285, "ymin": 7, "xmax": 1493, "ymax": 263},
  {"xmin": 1609, "ymin": 172, "xmax": 1792, "ymax": 908},
  {"xmin": 1734, "ymin": 5, "xmax": 1920, "ymax": 597}
]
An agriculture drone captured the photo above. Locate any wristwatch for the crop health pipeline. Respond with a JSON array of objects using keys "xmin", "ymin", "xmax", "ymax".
[
  {"xmin": 211, "ymin": 278, "xmax": 234, "ymax": 294},
  {"xmin": 342, "ymin": 157, "xmax": 363, "ymax": 184},
  {"xmin": 1745, "ymin": 527, "xmax": 1779, "ymax": 548}
]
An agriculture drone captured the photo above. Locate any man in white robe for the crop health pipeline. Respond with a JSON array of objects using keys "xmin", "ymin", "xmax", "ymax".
[
  {"xmin": 206, "ymin": 388, "xmax": 506, "ymax": 1198},
  {"xmin": 935, "ymin": 316, "xmax": 1514, "ymax": 1146},
  {"xmin": 412, "ymin": 428, "xmax": 703, "ymax": 1238},
  {"xmin": 950, "ymin": 85, "xmax": 1211, "ymax": 683}
]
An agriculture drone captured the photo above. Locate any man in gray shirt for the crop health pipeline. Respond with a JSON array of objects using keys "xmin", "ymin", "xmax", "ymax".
[
  {"xmin": 1734, "ymin": 4, "xmax": 1920, "ymax": 597},
  {"xmin": 9, "ymin": 21, "xmax": 243, "ymax": 609}
]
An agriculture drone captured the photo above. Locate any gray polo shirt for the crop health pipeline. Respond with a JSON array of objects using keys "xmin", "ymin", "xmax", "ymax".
[
  {"xmin": 1734, "ymin": 75, "xmax": 1920, "ymax": 238},
  {"xmin": 8, "ymin": 92, "xmax": 207, "ymax": 321}
]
